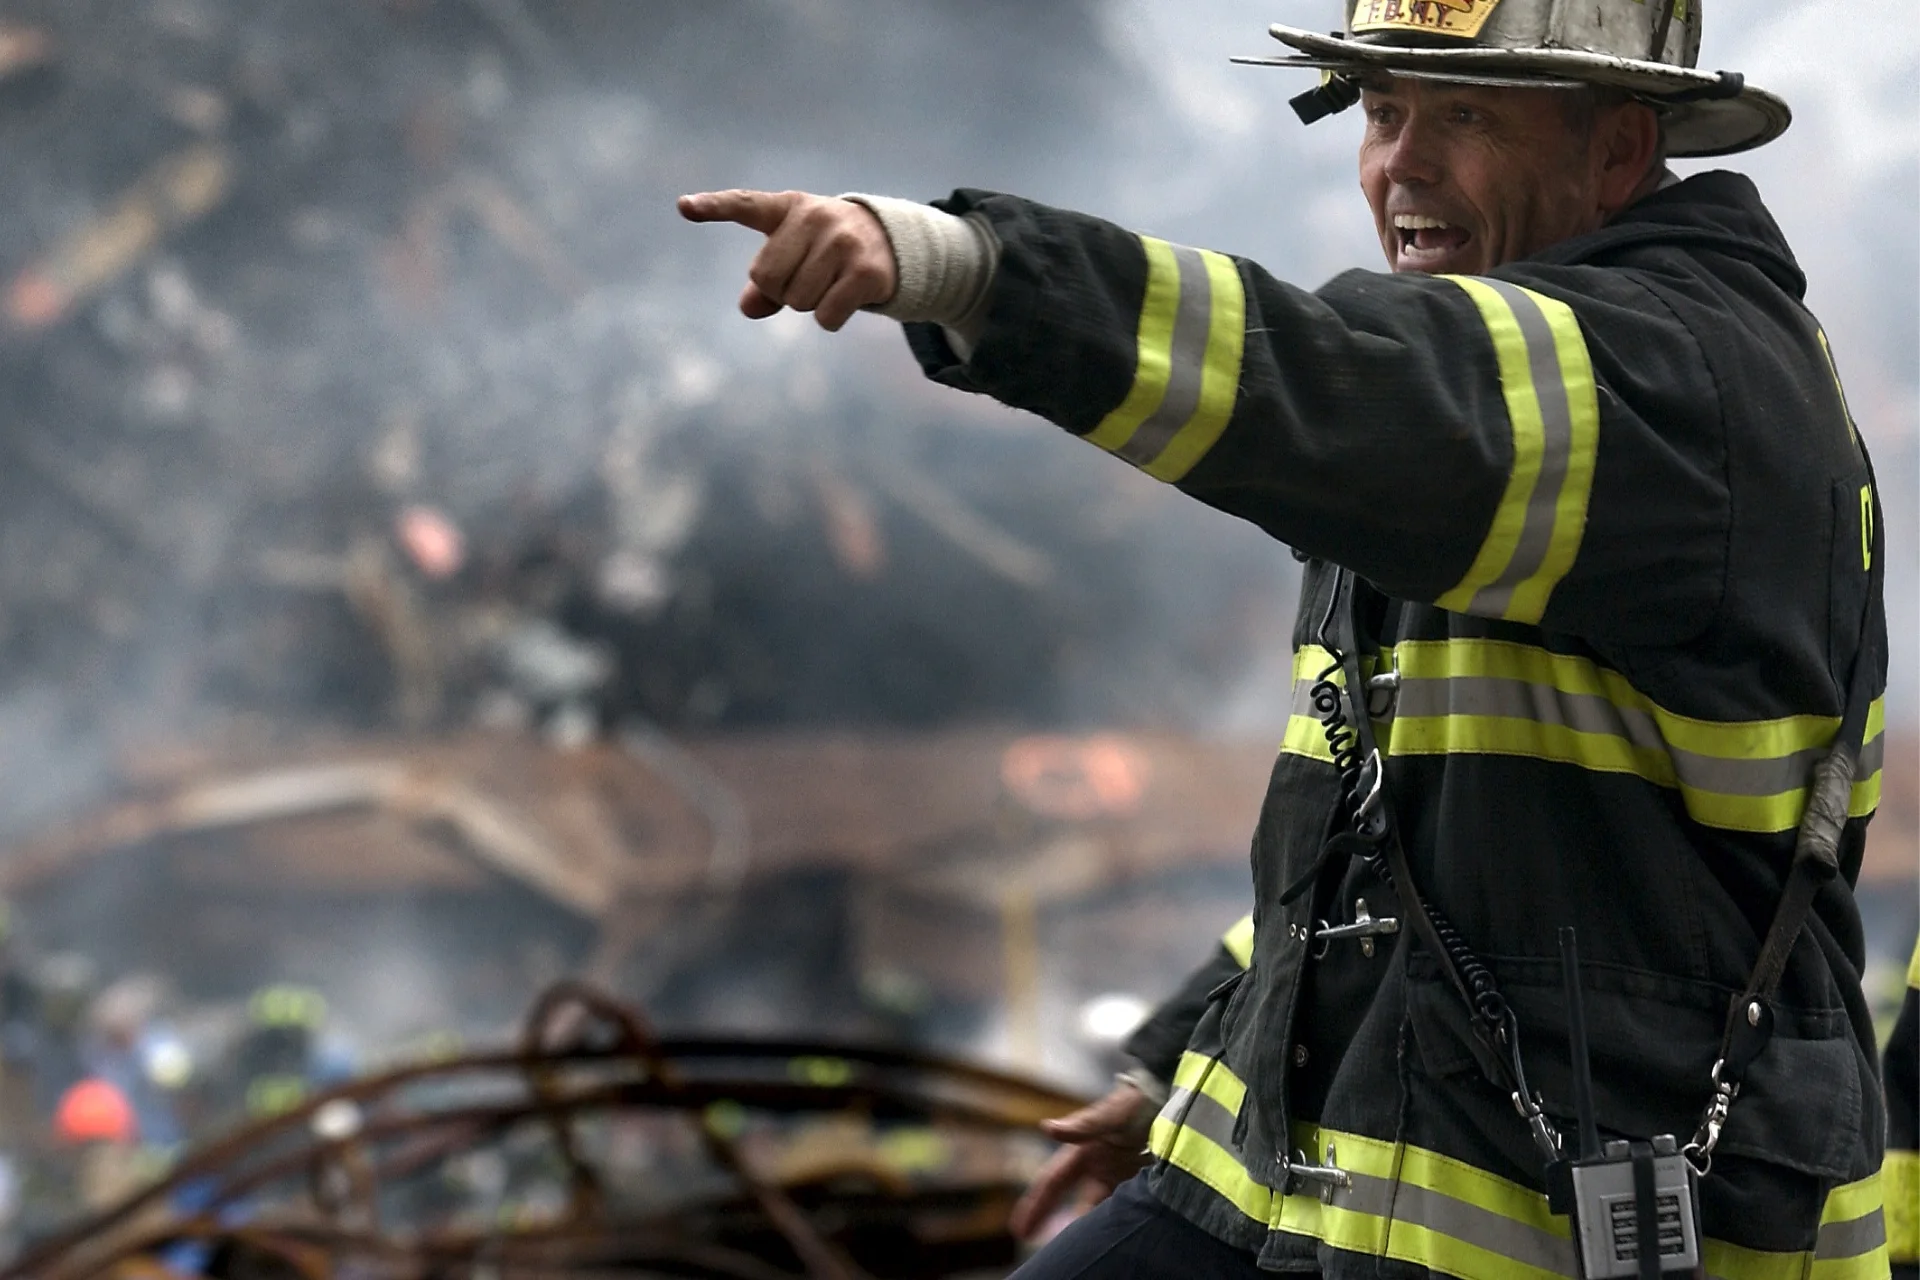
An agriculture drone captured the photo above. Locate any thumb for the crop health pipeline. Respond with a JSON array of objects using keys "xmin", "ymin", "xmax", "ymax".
[
  {"xmin": 1040, "ymin": 1106, "xmax": 1114, "ymax": 1142},
  {"xmin": 677, "ymin": 189, "xmax": 799, "ymax": 235}
]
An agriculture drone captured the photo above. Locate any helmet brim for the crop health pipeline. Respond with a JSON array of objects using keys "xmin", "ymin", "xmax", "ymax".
[{"xmin": 1246, "ymin": 26, "xmax": 1791, "ymax": 156}]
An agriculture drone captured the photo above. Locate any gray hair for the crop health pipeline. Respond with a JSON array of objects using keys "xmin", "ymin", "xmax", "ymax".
[{"xmin": 1561, "ymin": 85, "xmax": 1669, "ymax": 168}]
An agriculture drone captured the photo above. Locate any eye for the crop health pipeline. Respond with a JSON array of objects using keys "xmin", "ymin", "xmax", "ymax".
[
  {"xmin": 1365, "ymin": 102, "xmax": 1400, "ymax": 128},
  {"xmin": 1448, "ymin": 103, "xmax": 1482, "ymax": 125}
]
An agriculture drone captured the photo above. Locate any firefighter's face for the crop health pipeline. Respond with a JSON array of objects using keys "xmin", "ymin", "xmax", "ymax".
[{"xmin": 1358, "ymin": 80, "xmax": 1660, "ymax": 275}]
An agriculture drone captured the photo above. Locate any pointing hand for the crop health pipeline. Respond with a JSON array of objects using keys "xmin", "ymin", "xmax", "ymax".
[{"xmin": 678, "ymin": 189, "xmax": 898, "ymax": 332}]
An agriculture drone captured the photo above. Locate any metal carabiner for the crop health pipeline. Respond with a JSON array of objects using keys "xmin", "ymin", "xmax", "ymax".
[
  {"xmin": 1285, "ymin": 1142, "xmax": 1352, "ymax": 1205},
  {"xmin": 1684, "ymin": 1059, "xmax": 1740, "ymax": 1177},
  {"xmin": 1365, "ymin": 656, "xmax": 1400, "ymax": 720},
  {"xmin": 1312, "ymin": 898, "xmax": 1401, "ymax": 959},
  {"xmin": 1352, "ymin": 749, "xmax": 1390, "ymax": 842}
]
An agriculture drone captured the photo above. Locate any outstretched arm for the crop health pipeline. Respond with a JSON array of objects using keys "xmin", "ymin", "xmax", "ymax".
[{"xmin": 683, "ymin": 186, "xmax": 1752, "ymax": 646}]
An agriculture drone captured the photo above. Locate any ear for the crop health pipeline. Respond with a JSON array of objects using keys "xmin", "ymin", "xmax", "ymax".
[{"xmin": 1595, "ymin": 101, "xmax": 1662, "ymax": 214}]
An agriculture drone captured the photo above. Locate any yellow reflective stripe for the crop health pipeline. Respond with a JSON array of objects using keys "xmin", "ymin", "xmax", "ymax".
[
  {"xmin": 1222, "ymin": 913, "xmax": 1255, "ymax": 968},
  {"xmin": 1082, "ymin": 236, "xmax": 1245, "ymax": 482},
  {"xmin": 1280, "ymin": 645, "xmax": 1387, "ymax": 763},
  {"xmin": 1375, "ymin": 1221, "xmax": 1565, "ymax": 1280},
  {"xmin": 1389, "ymin": 712, "xmax": 1671, "ymax": 779},
  {"xmin": 1861, "ymin": 485, "xmax": 1874, "ymax": 572},
  {"xmin": 1431, "ymin": 279, "xmax": 1597, "ymax": 624},
  {"xmin": 1170, "ymin": 1049, "xmax": 1247, "ymax": 1114},
  {"xmin": 1436, "ymin": 277, "xmax": 1546, "ymax": 617},
  {"xmin": 1819, "ymin": 1168, "xmax": 1885, "ymax": 1227},
  {"xmin": 1153, "ymin": 1052, "xmax": 1272, "ymax": 1222},
  {"xmin": 1907, "ymin": 940, "xmax": 1919, "ymax": 990},
  {"xmin": 1293, "ymin": 1123, "xmax": 1565, "ymax": 1229},
  {"xmin": 1702, "ymin": 1238, "xmax": 1815, "ymax": 1280},
  {"xmin": 1154, "ymin": 1082, "xmax": 1885, "ymax": 1279},
  {"xmin": 1280, "ymin": 637, "xmax": 1885, "ymax": 835},
  {"xmin": 1511, "ymin": 287, "xmax": 1599, "ymax": 624},
  {"xmin": 1144, "ymin": 250, "xmax": 1246, "ymax": 484},
  {"xmin": 1282, "ymin": 1121, "xmax": 1581, "ymax": 1280},
  {"xmin": 1817, "ymin": 328, "xmax": 1859, "ymax": 444},
  {"xmin": 1654, "ymin": 694, "xmax": 1876, "ymax": 760},
  {"xmin": 1697, "ymin": 1171, "xmax": 1890, "ymax": 1280},
  {"xmin": 1808, "ymin": 1251, "xmax": 1891, "ymax": 1280},
  {"xmin": 1084, "ymin": 237, "xmax": 1180, "ymax": 453},
  {"xmin": 1808, "ymin": 1169, "xmax": 1891, "ymax": 1280},
  {"xmin": 1149, "ymin": 1114, "xmax": 1275, "ymax": 1221},
  {"xmin": 1847, "ymin": 769, "xmax": 1882, "ymax": 820},
  {"xmin": 1885, "ymin": 1150, "xmax": 1918, "ymax": 1264}
]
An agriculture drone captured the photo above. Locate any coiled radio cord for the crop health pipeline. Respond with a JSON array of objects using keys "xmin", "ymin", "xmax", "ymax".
[{"xmin": 1311, "ymin": 656, "xmax": 1542, "ymax": 1116}]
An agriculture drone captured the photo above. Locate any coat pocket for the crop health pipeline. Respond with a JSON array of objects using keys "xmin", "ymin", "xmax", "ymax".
[{"xmin": 1406, "ymin": 956, "xmax": 1865, "ymax": 1181}]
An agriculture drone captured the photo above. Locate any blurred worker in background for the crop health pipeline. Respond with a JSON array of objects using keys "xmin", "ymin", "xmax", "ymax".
[
  {"xmin": 25, "ymin": 955, "xmax": 95, "ymax": 1129},
  {"xmin": 233, "ymin": 984, "xmax": 339, "ymax": 1122},
  {"xmin": 82, "ymin": 975, "xmax": 185, "ymax": 1153},
  {"xmin": 684, "ymin": 0, "xmax": 1899, "ymax": 1274},
  {"xmin": 50, "ymin": 1076, "xmax": 144, "ymax": 1211}
]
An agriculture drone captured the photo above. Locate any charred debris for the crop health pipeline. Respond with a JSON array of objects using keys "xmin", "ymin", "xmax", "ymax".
[
  {"xmin": 0, "ymin": 0, "xmax": 1295, "ymax": 1253},
  {"xmin": 7, "ymin": 981, "xmax": 1090, "ymax": 1280}
]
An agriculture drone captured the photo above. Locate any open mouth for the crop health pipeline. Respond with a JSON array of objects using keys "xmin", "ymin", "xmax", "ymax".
[{"xmin": 1393, "ymin": 214, "xmax": 1471, "ymax": 263}]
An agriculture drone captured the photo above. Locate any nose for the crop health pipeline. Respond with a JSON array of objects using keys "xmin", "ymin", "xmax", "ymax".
[{"xmin": 1382, "ymin": 115, "xmax": 1444, "ymax": 189}]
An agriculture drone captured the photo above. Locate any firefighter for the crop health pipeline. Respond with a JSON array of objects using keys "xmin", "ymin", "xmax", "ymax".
[{"xmin": 681, "ymin": 0, "xmax": 1893, "ymax": 1273}]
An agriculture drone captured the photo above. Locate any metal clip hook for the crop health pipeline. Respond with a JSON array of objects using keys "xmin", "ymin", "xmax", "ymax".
[
  {"xmin": 1511, "ymin": 1091, "xmax": 1562, "ymax": 1164},
  {"xmin": 1313, "ymin": 898, "xmax": 1401, "ymax": 959},
  {"xmin": 1684, "ymin": 1058, "xmax": 1740, "ymax": 1177},
  {"xmin": 1366, "ymin": 665, "xmax": 1400, "ymax": 719},
  {"xmin": 1353, "ymin": 749, "xmax": 1389, "ymax": 842},
  {"xmin": 1286, "ymin": 1141, "xmax": 1352, "ymax": 1205}
]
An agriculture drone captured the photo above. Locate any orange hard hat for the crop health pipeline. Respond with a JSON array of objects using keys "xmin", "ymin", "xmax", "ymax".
[{"xmin": 54, "ymin": 1078, "xmax": 136, "ymax": 1145}]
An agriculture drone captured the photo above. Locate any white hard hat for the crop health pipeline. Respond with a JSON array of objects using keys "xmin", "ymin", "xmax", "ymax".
[{"xmin": 1239, "ymin": 0, "xmax": 1788, "ymax": 156}]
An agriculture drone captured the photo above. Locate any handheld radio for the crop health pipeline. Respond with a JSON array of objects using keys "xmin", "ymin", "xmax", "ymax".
[{"xmin": 1548, "ymin": 928, "xmax": 1705, "ymax": 1280}]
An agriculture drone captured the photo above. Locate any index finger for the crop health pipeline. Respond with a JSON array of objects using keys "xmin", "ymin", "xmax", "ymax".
[{"xmin": 678, "ymin": 189, "xmax": 799, "ymax": 234}]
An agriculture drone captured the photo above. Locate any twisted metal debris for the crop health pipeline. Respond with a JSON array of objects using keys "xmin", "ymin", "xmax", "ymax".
[{"xmin": 9, "ymin": 980, "xmax": 1084, "ymax": 1280}]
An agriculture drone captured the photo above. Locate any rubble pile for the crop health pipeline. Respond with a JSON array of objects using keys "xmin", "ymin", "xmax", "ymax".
[
  {"xmin": 0, "ymin": 0, "xmax": 1296, "ymax": 807},
  {"xmin": 7, "ymin": 982, "xmax": 1085, "ymax": 1280},
  {"xmin": 0, "ymin": 2, "xmax": 1307, "ymax": 1246}
]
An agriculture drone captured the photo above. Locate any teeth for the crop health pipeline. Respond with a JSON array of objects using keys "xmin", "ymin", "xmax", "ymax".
[{"xmin": 1393, "ymin": 214, "xmax": 1452, "ymax": 230}]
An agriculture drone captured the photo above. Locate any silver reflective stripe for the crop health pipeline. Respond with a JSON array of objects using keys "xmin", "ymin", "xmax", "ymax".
[
  {"xmin": 1672, "ymin": 742, "xmax": 1823, "ymax": 797},
  {"xmin": 1857, "ymin": 730, "xmax": 1886, "ymax": 776},
  {"xmin": 1395, "ymin": 674, "xmax": 1666, "ymax": 751},
  {"xmin": 1289, "ymin": 673, "xmax": 1326, "ymax": 719},
  {"xmin": 1162, "ymin": 1083, "xmax": 1240, "ymax": 1152},
  {"xmin": 1815, "ymin": 1207, "xmax": 1887, "ymax": 1259},
  {"xmin": 1394, "ymin": 673, "xmax": 1855, "ymax": 799},
  {"xmin": 1380, "ymin": 1179, "xmax": 1579, "ymax": 1276},
  {"xmin": 1117, "ymin": 245, "xmax": 1214, "ymax": 467},
  {"xmin": 1163, "ymin": 1085, "xmax": 1582, "ymax": 1274},
  {"xmin": 1466, "ymin": 279, "xmax": 1576, "ymax": 620}
]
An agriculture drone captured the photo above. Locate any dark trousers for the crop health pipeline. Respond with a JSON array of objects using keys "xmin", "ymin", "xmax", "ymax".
[{"xmin": 1009, "ymin": 1175, "xmax": 1280, "ymax": 1280}]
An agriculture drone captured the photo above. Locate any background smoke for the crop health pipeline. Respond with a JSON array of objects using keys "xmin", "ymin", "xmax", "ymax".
[{"xmin": 0, "ymin": 0, "xmax": 1906, "ymax": 1068}]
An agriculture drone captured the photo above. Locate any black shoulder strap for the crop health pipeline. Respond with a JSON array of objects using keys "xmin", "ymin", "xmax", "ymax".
[{"xmin": 1715, "ymin": 456, "xmax": 1885, "ymax": 1087}]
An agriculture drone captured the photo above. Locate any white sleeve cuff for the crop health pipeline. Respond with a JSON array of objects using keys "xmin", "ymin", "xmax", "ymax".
[
  {"xmin": 841, "ymin": 194, "xmax": 998, "ymax": 351},
  {"xmin": 1116, "ymin": 1066, "xmax": 1171, "ymax": 1109}
]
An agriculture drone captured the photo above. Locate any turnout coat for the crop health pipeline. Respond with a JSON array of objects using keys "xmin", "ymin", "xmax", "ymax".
[{"xmin": 902, "ymin": 172, "xmax": 1891, "ymax": 1279}]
